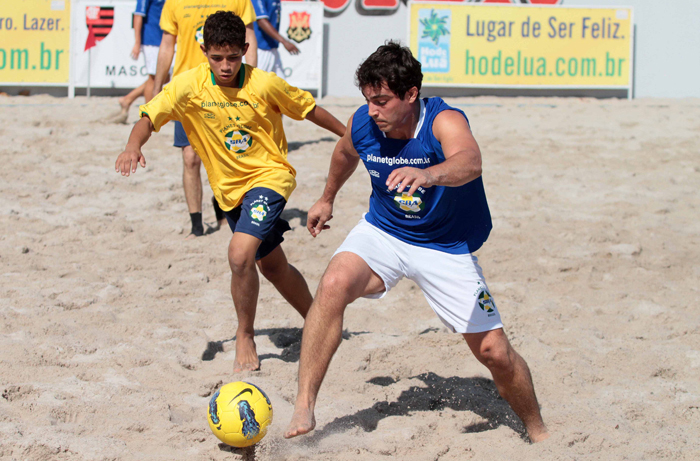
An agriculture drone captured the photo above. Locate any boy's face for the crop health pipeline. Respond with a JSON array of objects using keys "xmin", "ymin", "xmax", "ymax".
[{"xmin": 201, "ymin": 43, "xmax": 249, "ymax": 87}]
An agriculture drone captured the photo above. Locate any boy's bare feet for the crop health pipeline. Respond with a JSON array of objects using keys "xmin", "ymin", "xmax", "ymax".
[
  {"xmin": 233, "ymin": 335, "xmax": 259, "ymax": 372},
  {"xmin": 284, "ymin": 406, "xmax": 316, "ymax": 438}
]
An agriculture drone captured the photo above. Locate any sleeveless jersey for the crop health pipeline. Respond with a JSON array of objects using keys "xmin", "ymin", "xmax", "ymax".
[{"xmin": 351, "ymin": 97, "xmax": 492, "ymax": 254}]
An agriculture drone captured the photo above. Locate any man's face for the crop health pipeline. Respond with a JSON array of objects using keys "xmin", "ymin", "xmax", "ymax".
[
  {"xmin": 361, "ymin": 82, "xmax": 418, "ymax": 133},
  {"xmin": 201, "ymin": 43, "xmax": 248, "ymax": 86}
]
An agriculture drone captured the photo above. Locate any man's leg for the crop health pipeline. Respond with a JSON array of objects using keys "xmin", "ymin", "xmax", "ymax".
[
  {"xmin": 464, "ymin": 329, "xmax": 549, "ymax": 443},
  {"xmin": 256, "ymin": 245, "xmax": 312, "ymax": 318},
  {"xmin": 284, "ymin": 252, "xmax": 385, "ymax": 438},
  {"xmin": 228, "ymin": 232, "xmax": 264, "ymax": 372},
  {"xmin": 181, "ymin": 145, "xmax": 203, "ymax": 238}
]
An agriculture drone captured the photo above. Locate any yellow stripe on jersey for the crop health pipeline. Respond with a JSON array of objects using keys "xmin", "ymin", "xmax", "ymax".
[
  {"xmin": 139, "ymin": 63, "xmax": 316, "ymax": 211},
  {"xmin": 160, "ymin": 0, "xmax": 256, "ymax": 77}
]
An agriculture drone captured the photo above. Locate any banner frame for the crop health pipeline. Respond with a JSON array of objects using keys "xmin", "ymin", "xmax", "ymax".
[{"xmin": 408, "ymin": 1, "xmax": 635, "ymax": 98}]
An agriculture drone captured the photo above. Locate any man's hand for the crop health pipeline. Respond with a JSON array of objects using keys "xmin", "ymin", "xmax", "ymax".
[
  {"xmin": 282, "ymin": 40, "xmax": 300, "ymax": 55},
  {"xmin": 130, "ymin": 42, "xmax": 141, "ymax": 60},
  {"xmin": 115, "ymin": 147, "xmax": 146, "ymax": 176},
  {"xmin": 386, "ymin": 167, "xmax": 437, "ymax": 196},
  {"xmin": 307, "ymin": 199, "xmax": 333, "ymax": 237}
]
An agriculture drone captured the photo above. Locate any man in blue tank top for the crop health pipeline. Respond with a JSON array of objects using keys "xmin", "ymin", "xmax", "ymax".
[{"xmin": 284, "ymin": 42, "xmax": 549, "ymax": 443}]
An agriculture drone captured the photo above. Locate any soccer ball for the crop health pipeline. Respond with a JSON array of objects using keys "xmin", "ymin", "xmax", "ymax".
[{"xmin": 207, "ymin": 381, "xmax": 273, "ymax": 447}]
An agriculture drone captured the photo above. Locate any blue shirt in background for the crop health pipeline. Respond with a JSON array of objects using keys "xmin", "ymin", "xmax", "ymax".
[
  {"xmin": 135, "ymin": 0, "xmax": 165, "ymax": 46},
  {"xmin": 253, "ymin": 0, "xmax": 281, "ymax": 51}
]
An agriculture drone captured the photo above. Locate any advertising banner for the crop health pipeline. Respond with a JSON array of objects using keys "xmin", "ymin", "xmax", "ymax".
[
  {"xmin": 279, "ymin": 1, "xmax": 324, "ymax": 94},
  {"xmin": 70, "ymin": 0, "xmax": 147, "ymax": 90},
  {"xmin": 409, "ymin": 2, "xmax": 634, "ymax": 90},
  {"xmin": 0, "ymin": 0, "xmax": 71, "ymax": 85}
]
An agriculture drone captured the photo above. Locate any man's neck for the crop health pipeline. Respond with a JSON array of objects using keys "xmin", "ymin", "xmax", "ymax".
[{"xmin": 385, "ymin": 100, "xmax": 421, "ymax": 140}]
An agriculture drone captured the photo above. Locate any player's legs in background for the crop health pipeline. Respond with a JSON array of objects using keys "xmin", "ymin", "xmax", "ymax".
[
  {"xmin": 464, "ymin": 329, "xmax": 549, "ymax": 443},
  {"xmin": 228, "ymin": 232, "xmax": 264, "ymax": 372},
  {"xmin": 256, "ymin": 245, "xmax": 312, "ymax": 318},
  {"xmin": 284, "ymin": 252, "xmax": 385, "ymax": 438},
  {"xmin": 181, "ymin": 145, "xmax": 203, "ymax": 238},
  {"xmin": 144, "ymin": 74, "xmax": 156, "ymax": 103}
]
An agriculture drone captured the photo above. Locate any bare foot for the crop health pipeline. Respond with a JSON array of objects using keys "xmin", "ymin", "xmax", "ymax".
[
  {"xmin": 233, "ymin": 336, "xmax": 259, "ymax": 372},
  {"xmin": 118, "ymin": 96, "xmax": 130, "ymax": 112},
  {"xmin": 184, "ymin": 232, "xmax": 200, "ymax": 240},
  {"xmin": 284, "ymin": 406, "xmax": 316, "ymax": 438},
  {"xmin": 528, "ymin": 426, "xmax": 550, "ymax": 443}
]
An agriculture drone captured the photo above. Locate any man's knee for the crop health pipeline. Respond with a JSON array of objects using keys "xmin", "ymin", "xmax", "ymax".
[
  {"xmin": 182, "ymin": 147, "xmax": 200, "ymax": 170},
  {"xmin": 472, "ymin": 332, "xmax": 515, "ymax": 373},
  {"xmin": 316, "ymin": 270, "xmax": 360, "ymax": 305}
]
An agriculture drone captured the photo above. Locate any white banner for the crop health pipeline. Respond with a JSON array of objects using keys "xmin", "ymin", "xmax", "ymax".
[
  {"xmin": 70, "ymin": 0, "xmax": 147, "ymax": 90},
  {"xmin": 279, "ymin": 1, "xmax": 324, "ymax": 95}
]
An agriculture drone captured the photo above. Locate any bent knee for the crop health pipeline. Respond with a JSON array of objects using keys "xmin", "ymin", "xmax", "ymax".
[
  {"xmin": 182, "ymin": 150, "xmax": 201, "ymax": 170},
  {"xmin": 475, "ymin": 342, "xmax": 515, "ymax": 373},
  {"xmin": 228, "ymin": 249, "xmax": 256, "ymax": 275},
  {"xmin": 317, "ymin": 271, "xmax": 361, "ymax": 304}
]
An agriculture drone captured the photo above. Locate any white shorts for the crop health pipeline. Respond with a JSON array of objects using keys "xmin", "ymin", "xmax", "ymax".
[
  {"xmin": 257, "ymin": 48, "xmax": 285, "ymax": 76},
  {"xmin": 142, "ymin": 45, "xmax": 159, "ymax": 75},
  {"xmin": 334, "ymin": 217, "xmax": 504, "ymax": 334}
]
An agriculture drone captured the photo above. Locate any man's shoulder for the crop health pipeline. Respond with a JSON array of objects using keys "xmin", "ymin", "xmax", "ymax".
[{"xmin": 170, "ymin": 63, "xmax": 211, "ymax": 93}]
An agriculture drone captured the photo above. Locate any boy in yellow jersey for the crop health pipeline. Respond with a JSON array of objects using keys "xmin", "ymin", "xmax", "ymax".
[
  {"xmin": 115, "ymin": 11, "xmax": 346, "ymax": 372},
  {"xmin": 154, "ymin": 0, "xmax": 259, "ymax": 238}
]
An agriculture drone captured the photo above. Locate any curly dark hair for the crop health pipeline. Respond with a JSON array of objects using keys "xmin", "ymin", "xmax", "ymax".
[
  {"xmin": 355, "ymin": 41, "xmax": 422, "ymax": 100},
  {"xmin": 203, "ymin": 11, "xmax": 246, "ymax": 50}
]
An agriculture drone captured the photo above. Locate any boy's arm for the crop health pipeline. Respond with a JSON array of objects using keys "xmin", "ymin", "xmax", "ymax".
[
  {"xmin": 307, "ymin": 115, "xmax": 358, "ymax": 237},
  {"xmin": 131, "ymin": 15, "xmax": 143, "ymax": 59},
  {"xmin": 305, "ymin": 106, "xmax": 346, "ymax": 138},
  {"xmin": 245, "ymin": 24, "xmax": 258, "ymax": 67},
  {"xmin": 154, "ymin": 33, "xmax": 176, "ymax": 94},
  {"xmin": 256, "ymin": 18, "xmax": 299, "ymax": 55},
  {"xmin": 115, "ymin": 117, "xmax": 154, "ymax": 176}
]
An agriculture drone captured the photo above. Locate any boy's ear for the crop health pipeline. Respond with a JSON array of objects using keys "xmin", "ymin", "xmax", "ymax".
[
  {"xmin": 242, "ymin": 43, "xmax": 249, "ymax": 56},
  {"xmin": 200, "ymin": 44, "xmax": 207, "ymax": 55}
]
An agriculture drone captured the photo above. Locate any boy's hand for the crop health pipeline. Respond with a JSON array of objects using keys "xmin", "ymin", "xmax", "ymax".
[
  {"xmin": 282, "ymin": 40, "xmax": 300, "ymax": 55},
  {"xmin": 115, "ymin": 147, "xmax": 146, "ymax": 176},
  {"xmin": 307, "ymin": 198, "xmax": 333, "ymax": 237},
  {"xmin": 130, "ymin": 42, "xmax": 141, "ymax": 60}
]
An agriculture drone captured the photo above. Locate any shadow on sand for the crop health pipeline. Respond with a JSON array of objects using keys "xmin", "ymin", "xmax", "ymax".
[
  {"xmin": 304, "ymin": 372, "xmax": 527, "ymax": 443},
  {"xmin": 201, "ymin": 328, "xmax": 368, "ymax": 364}
]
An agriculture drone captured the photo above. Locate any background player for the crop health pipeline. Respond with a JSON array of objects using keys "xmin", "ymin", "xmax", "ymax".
[
  {"xmin": 154, "ymin": 0, "xmax": 259, "ymax": 238},
  {"xmin": 115, "ymin": 12, "xmax": 345, "ymax": 372},
  {"xmin": 253, "ymin": 0, "xmax": 300, "ymax": 75},
  {"xmin": 284, "ymin": 42, "xmax": 549, "ymax": 443}
]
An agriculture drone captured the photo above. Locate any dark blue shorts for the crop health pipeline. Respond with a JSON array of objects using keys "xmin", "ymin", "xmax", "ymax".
[
  {"xmin": 225, "ymin": 187, "xmax": 290, "ymax": 260},
  {"xmin": 174, "ymin": 121, "xmax": 190, "ymax": 147}
]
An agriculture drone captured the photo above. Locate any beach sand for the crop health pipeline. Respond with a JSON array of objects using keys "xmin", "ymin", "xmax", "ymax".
[{"xmin": 0, "ymin": 93, "xmax": 698, "ymax": 460}]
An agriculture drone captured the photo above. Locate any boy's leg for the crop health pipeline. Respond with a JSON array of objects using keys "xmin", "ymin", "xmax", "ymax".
[
  {"xmin": 256, "ymin": 245, "xmax": 312, "ymax": 318},
  {"xmin": 228, "ymin": 231, "xmax": 264, "ymax": 372},
  {"xmin": 464, "ymin": 329, "xmax": 549, "ymax": 443},
  {"xmin": 181, "ymin": 146, "xmax": 203, "ymax": 238},
  {"xmin": 144, "ymin": 74, "xmax": 156, "ymax": 103}
]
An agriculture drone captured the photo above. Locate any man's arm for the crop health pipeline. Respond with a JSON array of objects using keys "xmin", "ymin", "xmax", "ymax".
[
  {"xmin": 307, "ymin": 116, "xmax": 359, "ymax": 237},
  {"xmin": 115, "ymin": 117, "xmax": 155, "ymax": 176},
  {"xmin": 245, "ymin": 24, "xmax": 258, "ymax": 67},
  {"xmin": 153, "ymin": 32, "xmax": 176, "ymax": 94},
  {"xmin": 385, "ymin": 110, "xmax": 482, "ymax": 196},
  {"xmin": 305, "ymin": 106, "xmax": 346, "ymax": 138},
  {"xmin": 256, "ymin": 18, "xmax": 299, "ymax": 55},
  {"xmin": 131, "ymin": 15, "xmax": 143, "ymax": 59}
]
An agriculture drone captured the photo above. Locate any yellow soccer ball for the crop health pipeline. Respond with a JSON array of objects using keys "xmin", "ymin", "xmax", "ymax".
[{"xmin": 207, "ymin": 381, "xmax": 273, "ymax": 447}]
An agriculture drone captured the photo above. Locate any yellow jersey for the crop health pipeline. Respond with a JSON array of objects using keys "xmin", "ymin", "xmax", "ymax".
[
  {"xmin": 160, "ymin": 0, "xmax": 256, "ymax": 77},
  {"xmin": 140, "ymin": 63, "xmax": 316, "ymax": 210}
]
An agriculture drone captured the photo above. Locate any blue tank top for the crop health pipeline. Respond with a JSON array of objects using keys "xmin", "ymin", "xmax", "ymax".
[{"xmin": 351, "ymin": 97, "xmax": 492, "ymax": 254}]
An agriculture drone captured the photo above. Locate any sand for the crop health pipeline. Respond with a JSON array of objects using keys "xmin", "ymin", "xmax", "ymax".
[{"xmin": 0, "ymin": 93, "xmax": 699, "ymax": 460}]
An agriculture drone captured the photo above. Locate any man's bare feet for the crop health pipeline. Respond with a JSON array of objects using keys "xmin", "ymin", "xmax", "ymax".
[
  {"xmin": 528, "ymin": 428, "xmax": 550, "ymax": 443},
  {"xmin": 283, "ymin": 406, "xmax": 316, "ymax": 439},
  {"xmin": 118, "ymin": 96, "xmax": 130, "ymax": 112},
  {"xmin": 233, "ymin": 335, "xmax": 259, "ymax": 372}
]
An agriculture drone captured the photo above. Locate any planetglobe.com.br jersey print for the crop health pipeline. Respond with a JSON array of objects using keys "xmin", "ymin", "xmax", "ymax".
[{"xmin": 225, "ymin": 130, "xmax": 253, "ymax": 153}]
